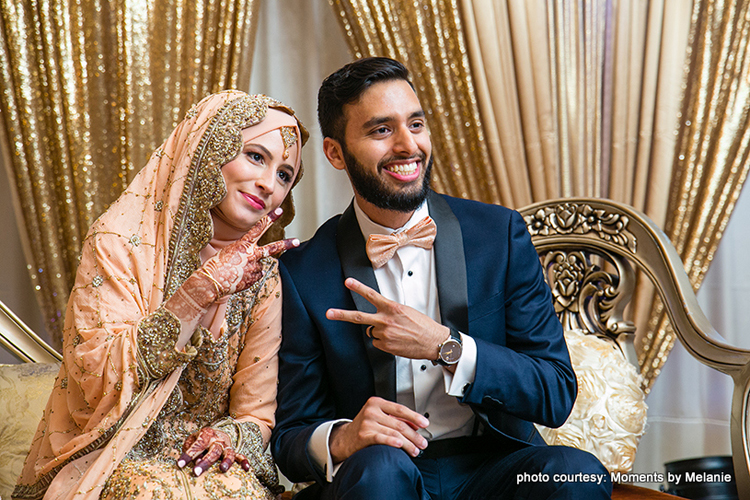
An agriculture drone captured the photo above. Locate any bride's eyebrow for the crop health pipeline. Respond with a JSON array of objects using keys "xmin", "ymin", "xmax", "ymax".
[{"xmin": 244, "ymin": 143, "xmax": 274, "ymax": 160}]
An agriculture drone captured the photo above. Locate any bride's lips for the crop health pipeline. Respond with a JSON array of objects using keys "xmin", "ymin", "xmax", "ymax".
[{"xmin": 242, "ymin": 192, "xmax": 266, "ymax": 210}]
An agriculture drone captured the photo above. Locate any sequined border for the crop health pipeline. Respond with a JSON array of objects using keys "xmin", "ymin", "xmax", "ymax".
[
  {"xmin": 164, "ymin": 94, "xmax": 287, "ymax": 300},
  {"xmin": 136, "ymin": 307, "xmax": 198, "ymax": 381}
]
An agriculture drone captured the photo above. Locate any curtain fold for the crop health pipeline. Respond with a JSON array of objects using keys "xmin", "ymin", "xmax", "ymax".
[
  {"xmin": 0, "ymin": 0, "xmax": 260, "ymax": 346},
  {"xmin": 329, "ymin": 0, "xmax": 750, "ymax": 389},
  {"xmin": 458, "ymin": 0, "xmax": 701, "ymax": 391},
  {"xmin": 640, "ymin": 0, "xmax": 750, "ymax": 386},
  {"xmin": 327, "ymin": 0, "xmax": 496, "ymax": 203},
  {"xmin": 460, "ymin": 0, "xmax": 693, "ymax": 214}
]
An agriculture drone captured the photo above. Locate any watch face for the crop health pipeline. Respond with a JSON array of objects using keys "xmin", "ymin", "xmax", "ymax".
[{"xmin": 440, "ymin": 339, "xmax": 462, "ymax": 364}]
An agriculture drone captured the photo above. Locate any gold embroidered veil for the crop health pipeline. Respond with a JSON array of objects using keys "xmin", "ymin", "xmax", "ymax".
[{"xmin": 14, "ymin": 91, "xmax": 307, "ymax": 499}]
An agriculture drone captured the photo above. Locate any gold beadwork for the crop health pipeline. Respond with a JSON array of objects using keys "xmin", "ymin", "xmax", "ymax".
[
  {"xmin": 118, "ymin": 263, "xmax": 282, "ymax": 497},
  {"xmin": 279, "ymin": 126, "xmax": 298, "ymax": 160},
  {"xmin": 185, "ymin": 104, "xmax": 199, "ymax": 120},
  {"xmin": 136, "ymin": 307, "xmax": 194, "ymax": 380}
]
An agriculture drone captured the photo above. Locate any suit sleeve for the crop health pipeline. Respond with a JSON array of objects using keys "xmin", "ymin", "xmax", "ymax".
[
  {"xmin": 271, "ymin": 261, "xmax": 334, "ymax": 484},
  {"xmin": 459, "ymin": 210, "xmax": 576, "ymax": 429}
]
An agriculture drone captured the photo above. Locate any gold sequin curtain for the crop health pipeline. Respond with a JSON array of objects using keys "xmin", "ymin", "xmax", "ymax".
[
  {"xmin": 330, "ymin": 0, "xmax": 750, "ymax": 390},
  {"xmin": 639, "ymin": 0, "xmax": 750, "ymax": 387},
  {"xmin": 327, "ymin": 0, "xmax": 496, "ymax": 202},
  {"xmin": 459, "ymin": 0, "xmax": 695, "ymax": 391},
  {"xmin": 0, "ymin": 0, "xmax": 260, "ymax": 347}
]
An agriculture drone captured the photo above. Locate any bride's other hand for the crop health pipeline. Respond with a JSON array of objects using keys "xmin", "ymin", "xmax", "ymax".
[{"xmin": 177, "ymin": 427, "xmax": 251, "ymax": 476}]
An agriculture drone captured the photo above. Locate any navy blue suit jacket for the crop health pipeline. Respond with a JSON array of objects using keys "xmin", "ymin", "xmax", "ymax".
[{"xmin": 271, "ymin": 191, "xmax": 576, "ymax": 484}]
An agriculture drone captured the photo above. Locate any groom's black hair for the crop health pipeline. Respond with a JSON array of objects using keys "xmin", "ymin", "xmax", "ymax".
[{"xmin": 317, "ymin": 57, "xmax": 414, "ymax": 144}]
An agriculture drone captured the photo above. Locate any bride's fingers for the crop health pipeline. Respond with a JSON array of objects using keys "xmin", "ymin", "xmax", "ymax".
[
  {"xmin": 194, "ymin": 441, "xmax": 224, "ymax": 476},
  {"xmin": 235, "ymin": 452, "xmax": 251, "ymax": 472},
  {"xmin": 181, "ymin": 434, "xmax": 197, "ymax": 453},
  {"xmin": 242, "ymin": 208, "xmax": 283, "ymax": 245},
  {"xmin": 219, "ymin": 447, "xmax": 236, "ymax": 473},
  {"xmin": 258, "ymin": 238, "xmax": 300, "ymax": 259},
  {"xmin": 177, "ymin": 434, "xmax": 206, "ymax": 468}
]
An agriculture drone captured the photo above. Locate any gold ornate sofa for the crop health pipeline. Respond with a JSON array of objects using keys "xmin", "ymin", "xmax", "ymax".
[
  {"xmin": 519, "ymin": 198, "xmax": 749, "ymax": 499},
  {"xmin": 0, "ymin": 302, "xmax": 60, "ymax": 498},
  {"xmin": 2, "ymin": 198, "xmax": 746, "ymax": 500}
]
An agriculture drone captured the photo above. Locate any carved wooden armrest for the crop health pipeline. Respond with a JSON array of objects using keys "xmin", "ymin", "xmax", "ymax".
[{"xmin": 520, "ymin": 198, "xmax": 750, "ymax": 498}]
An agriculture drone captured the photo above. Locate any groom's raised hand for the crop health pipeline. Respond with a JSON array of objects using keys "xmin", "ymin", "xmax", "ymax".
[{"xmin": 326, "ymin": 278, "xmax": 450, "ymax": 361}]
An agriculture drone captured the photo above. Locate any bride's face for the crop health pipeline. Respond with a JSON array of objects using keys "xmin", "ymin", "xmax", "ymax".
[{"xmin": 212, "ymin": 126, "xmax": 300, "ymax": 241}]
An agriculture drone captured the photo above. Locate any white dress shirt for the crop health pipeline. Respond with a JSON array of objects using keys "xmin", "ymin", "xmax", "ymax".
[{"xmin": 308, "ymin": 200, "xmax": 478, "ymax": 481}]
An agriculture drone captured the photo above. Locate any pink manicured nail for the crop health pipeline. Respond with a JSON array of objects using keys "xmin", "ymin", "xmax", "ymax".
[{"xmin": 194, "ymin": 466, "xmax": 202, "ymax": 476}]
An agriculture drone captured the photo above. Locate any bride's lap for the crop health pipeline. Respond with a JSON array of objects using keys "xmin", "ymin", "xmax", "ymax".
[{"xmin": 100, "ymin": 457, "xmax": 278, "ymax": 500}]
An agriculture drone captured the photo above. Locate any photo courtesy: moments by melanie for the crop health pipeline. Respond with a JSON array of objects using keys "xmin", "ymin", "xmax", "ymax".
[{"xmin": 517, "ymin": 471, "xmax": 733, "ymax": 486}]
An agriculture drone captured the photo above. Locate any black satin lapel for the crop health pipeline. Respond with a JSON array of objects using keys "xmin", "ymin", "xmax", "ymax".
[
  {"xmin": 336, "ymin": 203, "xmax": 397, "ymax": 401},
  {"xmin": 428, "ymin": 191, "xmax": 469, "ymax": 333}
]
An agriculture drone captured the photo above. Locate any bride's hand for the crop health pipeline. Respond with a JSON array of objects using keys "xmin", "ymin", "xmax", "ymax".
[
  {"xmin": 177, "ymin": 427, "xmax": 250, "ymax": 476},
  {"xmin": 194, "ymin": 207, "xmax": 299, "ymax": 302},
  {"xmin": 165, "ymin": 208, "xmax": 298, "ymax": 344}
]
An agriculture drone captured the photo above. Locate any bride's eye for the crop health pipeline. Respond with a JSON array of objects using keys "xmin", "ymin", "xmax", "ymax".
[
  {"xmin": 277, "ymin": 170, "xmax": 292, "ymax": 184},
  {"xmin": 245, "ymin": 152, "xmax": 264, "ymax": 163}
]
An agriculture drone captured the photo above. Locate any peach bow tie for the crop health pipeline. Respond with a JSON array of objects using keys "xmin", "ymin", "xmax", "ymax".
[{"xmin": 366, "ymin": 216, "xmax": 437, "ymax": 269}]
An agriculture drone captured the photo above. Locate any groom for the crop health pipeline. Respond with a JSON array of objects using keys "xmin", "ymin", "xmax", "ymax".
[{"xmin": 271, "ymin": 57, "xmax": 611, "ymax": 499}]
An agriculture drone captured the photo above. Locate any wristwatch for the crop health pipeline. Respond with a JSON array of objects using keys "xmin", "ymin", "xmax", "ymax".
[{"xmin": 433, "ymin": 328, "xmax": 463, "ymax": 366}]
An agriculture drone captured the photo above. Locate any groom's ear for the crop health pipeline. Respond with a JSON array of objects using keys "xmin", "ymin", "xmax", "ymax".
[{"xmin": 323, "ymin": 137, "xmax": 346, "ymax": 171}]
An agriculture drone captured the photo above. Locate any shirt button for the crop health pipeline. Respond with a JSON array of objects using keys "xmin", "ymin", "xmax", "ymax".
[
  {"xmin": 424, "ymin": 412, "xmax": 430, "ymax": 419},
  {"xmin": 407, "ymin": 270, "xmax": 414, "ymax": 276},
  {"xmin": 420, "ymin": 364, "xmax": 427, "ymax": 371}
]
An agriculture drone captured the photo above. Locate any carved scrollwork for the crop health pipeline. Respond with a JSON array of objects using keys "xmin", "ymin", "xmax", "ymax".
[
  {"xmin": 542, "ymin": 250, "xmax": 636, "ymax": 343},
  {"xmin": 525, "ymin": 202, "xmax": 637, "ymax": 253}
]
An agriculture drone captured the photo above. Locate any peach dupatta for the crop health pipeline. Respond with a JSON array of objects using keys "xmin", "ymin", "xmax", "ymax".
[{"xmin": 13, "ymin": 92, "xmax": 306, "ymax": 500}]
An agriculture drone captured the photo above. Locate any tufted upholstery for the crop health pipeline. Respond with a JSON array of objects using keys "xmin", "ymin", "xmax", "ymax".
[{"xmin": 0, "ymin": 362, "xmax": 59, "ymax": 498}]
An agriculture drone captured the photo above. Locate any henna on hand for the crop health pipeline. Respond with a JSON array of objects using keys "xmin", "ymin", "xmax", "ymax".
[
  {"xmin": 175, "ymin": 208, "xmax": 297, "ymax": 307},
  {"xmin": 177, "ymin": 427, "xmax": 241, "ymax": 476},
  {"xmin": 235, "ymin": 452, "xmax": 251, "ymax": 472},
  {"xmin": 165, "ymin": 208, "xmax": 299, "ymax": 346}
]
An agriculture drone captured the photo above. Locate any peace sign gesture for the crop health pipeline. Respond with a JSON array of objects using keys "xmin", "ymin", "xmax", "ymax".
[
  {"xmin": 325, "ymin": 278, "xmax": 450, "ymax": 361},
  {"xmin": 198, "ymin": 207, "xmax": 298, "ymax": 300},
  {"xmin": 167, "ymin": 207, "xmax": 298, "ymax": 350}
]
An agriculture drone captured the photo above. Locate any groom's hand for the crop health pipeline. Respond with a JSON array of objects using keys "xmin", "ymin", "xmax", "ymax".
[
  {"xmin": 326, "ymin": 278, "xmax": 450, "ymax": 361},
  {"xmin": 329, "ymin": 397, "xmax": 429, "ymax": 463}
]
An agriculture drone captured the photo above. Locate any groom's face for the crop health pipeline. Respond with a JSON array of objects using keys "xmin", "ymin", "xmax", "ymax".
[{"xmin": 336, "ymin": 79, "xmax": 433, "ymax": 213}]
